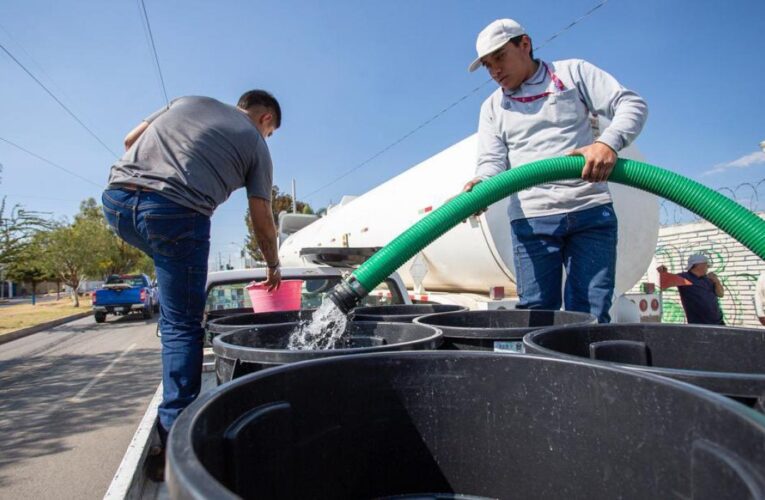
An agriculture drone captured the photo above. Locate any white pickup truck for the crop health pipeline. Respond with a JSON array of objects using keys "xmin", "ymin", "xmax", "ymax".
[{"xmin": 104, "ymin": 265, "xmax": 410, "ymax": 499}]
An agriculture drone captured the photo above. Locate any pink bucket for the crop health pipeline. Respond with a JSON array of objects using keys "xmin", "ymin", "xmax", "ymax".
[{"xmin": 246, "ymin": 279, "xmax": 303, "ymax": 313}]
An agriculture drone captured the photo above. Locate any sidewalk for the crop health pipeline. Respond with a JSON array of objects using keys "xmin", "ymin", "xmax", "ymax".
[
  {"xmin": 0, "ymin": 311, "xmax": 93, "ymax": 345},
  {"xmin": 0, "ymin": 298, "xmax": 93, "ymax": 346}
]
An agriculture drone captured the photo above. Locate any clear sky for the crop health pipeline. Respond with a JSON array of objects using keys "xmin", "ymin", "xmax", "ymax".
[{"xmin": 1, "ymin": 0, "xmax": 764, "ymax": 269}]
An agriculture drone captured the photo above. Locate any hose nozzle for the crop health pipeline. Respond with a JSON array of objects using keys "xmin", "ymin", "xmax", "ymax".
[{"xmin": 326, "ymin": 277, "xmax": 367, "ymax": 314}]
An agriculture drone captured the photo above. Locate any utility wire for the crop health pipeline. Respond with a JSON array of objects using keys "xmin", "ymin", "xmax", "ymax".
[
  {"xmin": 303, "ymin": 0, "xmax": 611, "ymax": 201},
  {"xmin": 0, "ymin": 136, "xmax": 103, "ymax": 188},
  {"xmin": 534, "ymin": 0, "xmax": 610, "ymax": 52},
  {"xmin": 0, "ymin": 42, "xmax": 119, "ymax": 159},
  {"xmin": 138, "ymin": 0, "xmax": 170, "ymax": 107},
  {"xmin": 0, "ymin": 23, "xmax": 75, "ymax": 106}
]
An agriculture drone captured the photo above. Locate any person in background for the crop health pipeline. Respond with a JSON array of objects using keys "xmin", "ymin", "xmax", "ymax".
[
  {"xmin": 656, "ymin": 254, "xmax": 724, "ymax": 325},
  {"xmin": 102, "ymin": 90, "xmax": 283, "ymax": 479},
  {"xmin": 463, "ymin": 18, "xmax": 648, "ymax": 323},
  {"xmin": 754, "ymin": 271, "xmax": 765, "ymax": 326}
]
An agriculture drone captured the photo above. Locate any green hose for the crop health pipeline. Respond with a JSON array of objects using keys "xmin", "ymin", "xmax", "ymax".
[{"xmin": 328, "ymin": 157, "xmax": 765, "ymax": 312}]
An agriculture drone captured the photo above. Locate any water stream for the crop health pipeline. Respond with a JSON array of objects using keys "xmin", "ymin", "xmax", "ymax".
[{"xmin": 287, "ymin": 298, "xmax": 349, "ymax": 350}]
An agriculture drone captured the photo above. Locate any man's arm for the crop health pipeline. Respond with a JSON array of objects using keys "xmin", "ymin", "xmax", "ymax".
[
  {"xmin": 569, "ymin": 60, "xmax": 649, "ymax": 183},
  {"xmin": 464, "ymin": 97, "xmax": 508, "ymax": 195},
  {"xmin": 574, "ymin": 59, "xmax": 648, "ymax": 153},
  {"xmin": 707, "ymin": 272, "xmax": 724, "ymax": 298},
  {"xmin": 474, "ymin": 97, "xmax": 509, "ymax": 181},
  {"xmin": 248, "ymin": 196, "xmax": 281, "ymax": 291},
  {"xmin": 124, "ymin": 121, "xmax": 150, "ymax": 151},
  {"xmin": 124, "ymin": 100, "xmax": 177, "ymax": 151}
]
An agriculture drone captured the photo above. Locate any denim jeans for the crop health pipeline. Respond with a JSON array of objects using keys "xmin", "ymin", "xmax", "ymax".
[
  {"xmin": 102, "ymin": 188, "xmax": 210, "ymax": 436},
  {"xmin": 511, "ymin": 203, "xmax": 618, "ymax": 323}
]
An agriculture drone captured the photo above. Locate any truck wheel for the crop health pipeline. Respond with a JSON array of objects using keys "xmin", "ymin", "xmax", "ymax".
[
  {"xmin": 143, "ymin": 302, "xmax": 154, "ymax": 319},
  {"xmin": 95, "ymin": 312, "xmax": 106, "ymax": 323}
]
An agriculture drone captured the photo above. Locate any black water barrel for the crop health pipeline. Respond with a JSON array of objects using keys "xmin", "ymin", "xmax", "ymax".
[
  {"xmin": 206, "ymin": 309, "xmax": 315, "ymax": 339},
  {"xmin": 204, "ymin": 308, "xmax": 252, "ymax": 324},
  {"xmin": 168, "ymin": 351, "xmax": 765, "ymax": 499},
  {"xmin": 414, "ymin": 309, "xmax": 596, "ymax": 352},
  {"xmin": 350, "ymin": 304, "xmax": 466, "ymax": 322},
  {"xmin": 524, "ymin": 323, "xmax": 765, "ymax": 411},
  {"xmin": 212, "ymin": 321, "xmax": 441, "ymax": 384},
  {"xmin": 204, "ymin": 309, "xmax": 257, "ymax": 346}
]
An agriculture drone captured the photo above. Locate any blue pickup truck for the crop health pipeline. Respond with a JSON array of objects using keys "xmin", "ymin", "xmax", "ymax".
[{"xmin": 92, "ymin": 274, "xmax": 158, "ymax": 323}]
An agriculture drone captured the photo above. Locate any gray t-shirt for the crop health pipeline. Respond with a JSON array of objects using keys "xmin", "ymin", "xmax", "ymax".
[{"xmin": 108, "ymin": 96, "xmax": 273, "ymax": 216}]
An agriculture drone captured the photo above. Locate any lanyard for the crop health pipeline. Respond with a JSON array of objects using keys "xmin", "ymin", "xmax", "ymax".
[{"xmin": 507, "ymin": 63, "xmax": 566, "ymax": 104}]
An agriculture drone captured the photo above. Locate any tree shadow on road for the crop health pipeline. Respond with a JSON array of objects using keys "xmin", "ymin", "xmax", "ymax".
[{"xmin": 0, "ymin": 343, "xmax": 161, "ymax": 487}]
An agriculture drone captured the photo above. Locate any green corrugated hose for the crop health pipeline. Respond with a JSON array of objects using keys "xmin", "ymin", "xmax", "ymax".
[{"xmin": 327, "ymin": 156, "xmax": 765, "ymax": 312}]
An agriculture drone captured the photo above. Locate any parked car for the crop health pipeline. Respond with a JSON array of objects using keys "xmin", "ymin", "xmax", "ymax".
[
  {"xmin": 204, "ymin": 266, "xmax": 410, "ymax": 320},
  {"xmin": 92, "ymin": 274, "xmax": 157, "ymax": 323}
]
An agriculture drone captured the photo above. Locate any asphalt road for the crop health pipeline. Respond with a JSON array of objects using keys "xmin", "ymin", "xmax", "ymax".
[{"xmin": 0, "ymin": 312, "xmax": 161, "ymax": 499}]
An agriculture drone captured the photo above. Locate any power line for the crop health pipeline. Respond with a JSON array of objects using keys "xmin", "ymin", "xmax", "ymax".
[
  {"xmin": 138, "ymin": 0, "xmax": 170, "ymax": 107},
  {"xmin": 303, "ymin": 0, "xmax": 611, "ymax": 201},
  {"xmin": 0, "ymin": 136, "xmax": 103, "ymax": 188},
  {"xmin": 0, "ymin": 42, "xmax": 119, "ymax": 158},
  {"xmin": 534, "ymin": 0, "xmax": 610, "ymax": 52},
  {"xmin": 0, "ymin": 23, "xmax": 75, "ymax": 106}
]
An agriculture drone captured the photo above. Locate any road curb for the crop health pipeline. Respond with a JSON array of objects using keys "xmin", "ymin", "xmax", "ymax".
[{"xmin": 0, "ymin": 310, "xmax": 93, "ymax": 346}]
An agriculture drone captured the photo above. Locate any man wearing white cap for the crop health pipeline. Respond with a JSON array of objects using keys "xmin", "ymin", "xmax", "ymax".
[
  {"xmin": 463, "ymin": 18, "xmax": 648, "ymax": 323},
  {"xmin": 656, "ymin": 254, "xmax": 725, "ymax": 325}
]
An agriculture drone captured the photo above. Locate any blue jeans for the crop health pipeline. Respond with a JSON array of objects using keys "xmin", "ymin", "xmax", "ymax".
[
  {"xmin": 511, "ymin": 203, "xmax": 618, "ymax": 323},
  {"xmin": 102, "ymin": 188, "xmax": 210, "ymax": 436}
]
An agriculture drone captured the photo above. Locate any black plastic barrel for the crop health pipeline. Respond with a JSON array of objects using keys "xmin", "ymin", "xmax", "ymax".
[
  {"xmin": 524, "ymin": 323, "xmax": 765, "ymax": 411},
  {"xmin": 168, "ymin": 351, "xmax": 765, "ymax": 499},
  {"xmin": 350, "ymin": 304, "xmax": 466, "ymax": 322},
  {"xmin": 414, "ymin": 309, "xmax": 596, "ymax": 352},
  {"xmin": 205, "ymin": 309, "xmax": 316, "ymax": 345},
  {"xmin": 212, "ymin": 321, "xmax": 441, "ymax": 384},
  {"xmin": 204, "ymin": 307, "xmax": 253, "ymax": 323}
]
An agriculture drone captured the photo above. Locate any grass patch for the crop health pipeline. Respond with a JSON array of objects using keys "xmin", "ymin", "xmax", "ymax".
[{"xmin": 0, "ymin": 296, "xmax": 92, "ymax": 336}]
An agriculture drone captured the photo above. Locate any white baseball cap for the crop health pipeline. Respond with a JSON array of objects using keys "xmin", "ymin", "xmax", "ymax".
[
  {"xmin": 468, "ymin": 18, "xmax": 527, "ymax": 72},
  {"xmin": 686, "ymin": 254, "xmax": 709, "ymax": 272}
]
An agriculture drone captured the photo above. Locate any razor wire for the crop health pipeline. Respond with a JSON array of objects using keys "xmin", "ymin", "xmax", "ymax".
[{"xmin": 659, "ymin": 177, "xmax": 764, "ymax": 226}]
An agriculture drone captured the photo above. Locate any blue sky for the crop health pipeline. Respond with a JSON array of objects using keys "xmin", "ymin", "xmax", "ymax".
[{"xmin": 1, "ymin": 0, "xmax": 764, "ymax": 268}]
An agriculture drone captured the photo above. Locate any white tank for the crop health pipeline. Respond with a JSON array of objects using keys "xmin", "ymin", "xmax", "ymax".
[{"xmin": 280, "ymin": 134, "xmax": 659, "ymax": 295}]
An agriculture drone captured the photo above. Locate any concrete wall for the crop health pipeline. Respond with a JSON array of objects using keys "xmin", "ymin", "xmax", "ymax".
[{"xmin": 631, "ymin": 212, "xmax": 765, "ymax": 327}]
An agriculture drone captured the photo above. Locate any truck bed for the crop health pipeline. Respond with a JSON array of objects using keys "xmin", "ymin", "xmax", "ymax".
[{"xmin": 104, "ymin": 350, "xmax": 216, "ymax": 500}]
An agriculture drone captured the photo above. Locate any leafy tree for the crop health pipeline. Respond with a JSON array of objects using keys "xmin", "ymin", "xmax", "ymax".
[
  {"xmin": 244, "ymin": 185, "xmax": 314, "ymax": 263},
  {"xmin": 134, "ymin": 252, "xmax": 156, "ymax": 277},
  {"xmin": 5, "ymin": 233, "xmax": 53, "ymax": 304},
  {"xmin": 73, "ymin": 197, "xmax": 155, "ymax": 279},
  {"xmin": 42, "ymin": 207, "xmax": 108, "ymax": 307},
  {"xmin": 0, "ymin": 197, "xmax": 50, "ymax": 267},
  {"xmin": 76, "ymin": 198, "xmax": 102, "ymax": 222},
  {"xmin": 40, "ymin": 198, "xmax": 158, "ymax": 307}
]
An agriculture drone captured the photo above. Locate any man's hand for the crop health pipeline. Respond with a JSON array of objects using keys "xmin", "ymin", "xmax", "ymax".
[
  {"xmin": 567, "ymin": 142, "xmax": 617, "ymax": 183},
  {"xmin": 462, "ymin": 177, "xmax": 483, "ymax": 193},
  {"xmin": 707, "ymin": 272, "xmax": 724, "ymax": 298},
  {"xmin": 248, "ymin": 196, "xmax": 281, "ymax": 287},
  {"xmin": 261, "ymin": 266, "xmax": 281, "ymax": 292},
  {"xmin": 459, "ymin": 177, "xmax": 487, "ymax": 219}
]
